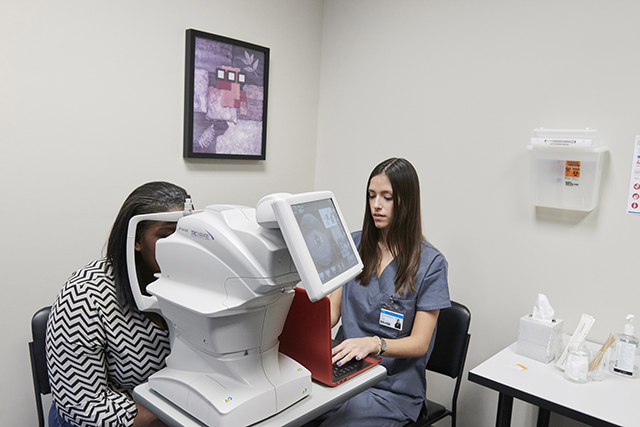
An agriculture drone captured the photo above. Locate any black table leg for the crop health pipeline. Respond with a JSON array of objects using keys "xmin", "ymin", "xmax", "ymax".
[
  {"xmin": 536, "ymin": 407, "xmax": 551, "ymax": 427},
  {"xmin": 496, "ymin": 393, "xmax": 513, "ymax": 427}
]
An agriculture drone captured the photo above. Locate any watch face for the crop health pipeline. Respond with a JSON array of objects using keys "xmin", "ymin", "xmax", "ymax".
[{"xmin": 381, "ymin": 338, "xmax": 387, "ymax": 352}]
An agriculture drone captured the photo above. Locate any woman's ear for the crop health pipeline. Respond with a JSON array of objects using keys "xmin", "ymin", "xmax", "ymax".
[{"xmin": 134, "ymin": 240, "xmax": 142, "ymax": 252}]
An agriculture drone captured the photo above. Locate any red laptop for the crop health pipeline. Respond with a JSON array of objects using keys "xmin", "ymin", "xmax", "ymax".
[{"xmin": 279, "ymin": 287, "xmax": 382, "ymax": 387}]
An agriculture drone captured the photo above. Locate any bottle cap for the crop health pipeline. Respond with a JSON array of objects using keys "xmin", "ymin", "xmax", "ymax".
[{"xmin": 624, "ymin": 314, "xmax": 635, "ymax": 336}]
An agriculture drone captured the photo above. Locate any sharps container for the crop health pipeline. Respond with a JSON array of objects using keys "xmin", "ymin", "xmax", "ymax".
[{"xmin": 528, "ymin": 128, "xmax": 608, "ymax": 212}]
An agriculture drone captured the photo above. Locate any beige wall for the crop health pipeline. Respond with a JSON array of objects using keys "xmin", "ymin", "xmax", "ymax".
[
  {"xmin": 4, "ymin": 1, "xmax": 639, "ymax": 426},
  {"xmin": 317, "ymin": 1, "xmax": 640, "ymax": 426},
  {"xmin": 0, "ymin": 1, "xmax": 323, "ymax": 425}
]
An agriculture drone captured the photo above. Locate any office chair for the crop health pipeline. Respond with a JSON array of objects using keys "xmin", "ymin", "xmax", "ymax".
[
  {"xmin": 29, "ymin": 306, "xmax": 52, "ymax": 427},
  {"xmin": 405, "ymin": 301, "xmax": 471, "ymax": 427}
]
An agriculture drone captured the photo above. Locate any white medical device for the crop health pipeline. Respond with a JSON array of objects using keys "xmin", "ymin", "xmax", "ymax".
[{"xmin": 127, "ymin": 191, "xmax": 362, "ymax": 427}]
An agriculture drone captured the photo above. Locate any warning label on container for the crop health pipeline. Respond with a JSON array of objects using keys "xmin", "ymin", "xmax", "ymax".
[{"xmin": 565, "ymin": 161, "xmax": 580, "ymax": 187}]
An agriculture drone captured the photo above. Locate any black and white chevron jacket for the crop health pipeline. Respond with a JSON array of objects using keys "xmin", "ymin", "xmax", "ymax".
[{"xmin": 46, "ymin": 258, "xmax": 170, "ymax": 427}]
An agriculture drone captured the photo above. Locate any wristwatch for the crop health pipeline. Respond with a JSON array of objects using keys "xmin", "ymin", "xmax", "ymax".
[
  {"xmin": 375, "ymin": 336, "xmax": 387, "ymax": 355},
  {"xmin": 380, "ymin": 337, "xmax": 387, "ymax": 355}
]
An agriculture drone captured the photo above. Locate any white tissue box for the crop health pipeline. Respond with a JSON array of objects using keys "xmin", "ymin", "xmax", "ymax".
[{"xmin": 516, "ymin": 315, "xmax": 563, "ymax": 363}]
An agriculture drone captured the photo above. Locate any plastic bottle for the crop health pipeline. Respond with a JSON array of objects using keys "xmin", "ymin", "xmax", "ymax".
[{"xmin": 610, "ymin": 314, "xmax": 639, "ymax": 378}]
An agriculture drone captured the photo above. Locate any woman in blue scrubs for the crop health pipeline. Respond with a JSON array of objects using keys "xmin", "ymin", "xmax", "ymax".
[{"xmin": 316, "ymin": 158, "xmax": 450, "ymax": 426}]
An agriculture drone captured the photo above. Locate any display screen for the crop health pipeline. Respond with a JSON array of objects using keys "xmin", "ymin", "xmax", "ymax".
[{"xmin": 291, "ymin": 198, "xmax": 360, "ymax": 285}]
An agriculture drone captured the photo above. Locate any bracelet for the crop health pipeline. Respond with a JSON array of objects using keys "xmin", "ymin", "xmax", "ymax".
[{"xmin": 374, "ymin": 336, "xmax": 382, "ymax": 355}]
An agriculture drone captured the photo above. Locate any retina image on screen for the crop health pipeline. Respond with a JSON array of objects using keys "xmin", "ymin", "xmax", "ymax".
[{"xmin": 291, "ymin": 199, "xmax": 359, "ymax": 284}]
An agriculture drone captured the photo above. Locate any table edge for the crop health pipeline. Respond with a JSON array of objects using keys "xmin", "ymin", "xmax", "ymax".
[{"xmin": 467, "ymin": 371, "xmax": 622, "ymax": 427}]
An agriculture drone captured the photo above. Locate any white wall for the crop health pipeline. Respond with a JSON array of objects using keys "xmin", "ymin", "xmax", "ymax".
[
  {"xmin": 5, "ymin": 1, "xmax": 639, "ymax": 426},
  {"xmin": 0, "ymin": 1, "xmax": 324, "ymax": 425},
  {"xmin": 317, "ymin": 1, "xmax": 640, "ymax": 426}
]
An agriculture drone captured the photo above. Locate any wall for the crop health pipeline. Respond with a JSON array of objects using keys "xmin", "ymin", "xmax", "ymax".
[
  {"xmin": 0, "ymin": 0, "xmax": 324, "ymax": 425},
  {"xmin": 317, "ymin": 1, "xmax": 640, "ymax": 426},
  {"xmin": 5, "ymin": 1, "xmax": 639, "ymax": 426}
]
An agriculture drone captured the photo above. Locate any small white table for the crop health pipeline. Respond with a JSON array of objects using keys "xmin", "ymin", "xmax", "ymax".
[
  {"xmin": 468, "ymin": 342, "xmax": 639, "ymax": 427},
  {"xmin": 134, "ymin": 365, "xmax": 386, "ymax": 427}
]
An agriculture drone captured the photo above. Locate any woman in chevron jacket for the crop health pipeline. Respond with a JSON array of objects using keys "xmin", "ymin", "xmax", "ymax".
[{"xmin": 46, "ymin": 181, "xmax": 189, "ymax": 427}]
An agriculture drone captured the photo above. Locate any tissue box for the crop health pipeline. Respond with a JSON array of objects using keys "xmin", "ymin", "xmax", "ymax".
[{"xmin": 516, "ymin": 315, "xmax": 563, "ymax": 363}]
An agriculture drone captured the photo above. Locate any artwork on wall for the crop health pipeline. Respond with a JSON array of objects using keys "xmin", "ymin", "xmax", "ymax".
[{"xmin": 183, "ymin": 29, "xmax": 270, "ymax": 160}]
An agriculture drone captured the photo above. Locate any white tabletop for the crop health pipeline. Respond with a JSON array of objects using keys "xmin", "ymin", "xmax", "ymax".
[
  {"xmin": 134, "ymin": 365, "xmax": 386, "ymax": 427},
  {"xmin": 469, "ymin": 342, "xmax": 639, "ymax": 427}
]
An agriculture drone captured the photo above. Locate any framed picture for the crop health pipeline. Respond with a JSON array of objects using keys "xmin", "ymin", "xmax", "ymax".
[{"xmin": 183, "ymin": 29, "xmax": 270, "ymax": 160}]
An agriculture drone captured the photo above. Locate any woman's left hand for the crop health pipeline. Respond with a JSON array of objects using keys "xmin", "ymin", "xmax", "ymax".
[{"xmin": 331, "ymin": 337, "xmax": 378, "ymax": 366}]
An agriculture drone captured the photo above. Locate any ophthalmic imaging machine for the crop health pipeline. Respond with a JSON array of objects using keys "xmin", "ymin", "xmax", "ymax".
[{"xmin": 126, "ymin": 191, "xmax": 363, "ymax": 427}]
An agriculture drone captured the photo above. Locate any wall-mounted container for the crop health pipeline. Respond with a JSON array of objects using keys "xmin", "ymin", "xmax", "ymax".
[{"xmin": 528, "ymin": 128, "xmax": 608, "ymax": 212}]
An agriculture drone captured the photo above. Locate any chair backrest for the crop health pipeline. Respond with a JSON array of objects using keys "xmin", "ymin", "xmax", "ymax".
[
  {"xmin": 426, "ymin": 301, "xmax": 471, "ymax": 379},
  {"xmin": 29, "ymin": 306, "xmax": 52, "ymax": 427}
]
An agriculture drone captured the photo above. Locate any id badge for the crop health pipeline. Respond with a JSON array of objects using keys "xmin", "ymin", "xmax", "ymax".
[{"xmin": 379, "ymin": 300, "xmax": 404, "ymax": 331}]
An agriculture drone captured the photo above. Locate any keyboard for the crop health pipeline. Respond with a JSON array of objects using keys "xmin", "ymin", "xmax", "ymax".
[{"xmin": 333, "ymin": 358, "xmax": 364, "ymax": 381}]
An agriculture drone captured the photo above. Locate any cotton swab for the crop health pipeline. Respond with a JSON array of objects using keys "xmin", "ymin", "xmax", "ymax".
[{"xmin": 588, "ymin": 333, "xmax": 616, "ymax": 372}]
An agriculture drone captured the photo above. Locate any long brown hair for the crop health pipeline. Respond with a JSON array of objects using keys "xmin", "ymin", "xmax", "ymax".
[{"xmin": 356, "ymin": 158, "xmax": 423, "ymax": 295}]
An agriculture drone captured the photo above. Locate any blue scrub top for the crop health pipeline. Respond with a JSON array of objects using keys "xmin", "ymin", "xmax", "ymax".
[{"xmin": 340, "ymin": 231, "xmax": 451, "ymax": 420}]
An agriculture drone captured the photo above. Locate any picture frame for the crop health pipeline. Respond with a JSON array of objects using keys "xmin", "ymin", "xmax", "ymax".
[{"xmin": 183, "ymin": 29, "xmax": 270, "ymax": 160}]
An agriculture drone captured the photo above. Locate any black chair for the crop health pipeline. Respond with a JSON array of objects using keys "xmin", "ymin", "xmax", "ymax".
[
  {"xmin": 405, "ymin": 301, "xmax": 471, "ymax": 427},
  {"xmin": 29, "ymin": 306, "xmax": 52, "ymax": 427}
]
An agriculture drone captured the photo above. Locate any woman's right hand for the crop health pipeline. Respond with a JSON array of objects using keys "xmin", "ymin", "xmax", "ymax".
[{"xmin": 331, "ymin": 336, "xmax": 379, "ymax": 366}]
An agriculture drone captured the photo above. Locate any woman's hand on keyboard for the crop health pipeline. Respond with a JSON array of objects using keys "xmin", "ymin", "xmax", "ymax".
[{"xmin": 331, "ymin": 337, "xmax": 378, "ymax": 366}]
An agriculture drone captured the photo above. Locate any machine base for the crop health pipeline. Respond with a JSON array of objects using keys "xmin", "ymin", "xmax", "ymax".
[{"xmin": 149, "ymin": 345, "xmax": 311, "ymax": 427}]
